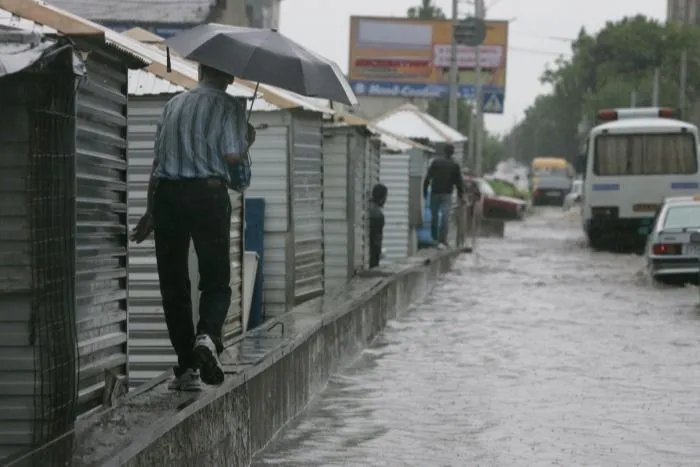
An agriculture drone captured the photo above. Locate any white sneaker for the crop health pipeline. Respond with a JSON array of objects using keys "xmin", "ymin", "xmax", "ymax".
[
  {"xmin": 168, "ymin": 368, "xmax": 202, "ymax": 392},
  {"xmin": 194, "ymin": 334, "xmax": 224, "ymax": 385}
]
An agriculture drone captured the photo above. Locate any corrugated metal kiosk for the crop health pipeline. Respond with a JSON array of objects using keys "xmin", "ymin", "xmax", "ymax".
[
  {"xmin": 246, "ymin": 108, "xmax": 325, "ymax": 318},
  {"xmin": 0, "ymin": 31, "xmax": 145, "ymax": 463},
  {"xmin": 322, "ymin": 123, "xmax": 381, "ymax": 287},
  {"xmin": 380, "ymin": 138, "xmax": 433, "ymax": 264},
  {"xmin": 126, "ymin": 69, "xmax": 250, "ymax": 387}
]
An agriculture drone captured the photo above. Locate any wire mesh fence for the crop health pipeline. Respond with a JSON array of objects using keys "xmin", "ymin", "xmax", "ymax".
[{"xmin": 1, "ymin": 55, "xmax": 79, "ymax": 467}]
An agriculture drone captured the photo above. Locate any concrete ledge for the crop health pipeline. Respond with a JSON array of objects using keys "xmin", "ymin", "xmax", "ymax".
[{"xmin": 69, "ymin": 248, "xmax": 461, "ymax": 466}]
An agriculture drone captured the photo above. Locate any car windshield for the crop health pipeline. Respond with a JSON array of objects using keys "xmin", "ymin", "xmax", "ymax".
[
  {"xmin": 663, "ymin": 204, "xmax": 700, "ymax": 229},
  {"xmin": 478, "ymin": 180, "xmax": 495, "ymax": 196},
  {"xmin": 571, "ymin": 181, "xmax": 582, "ymax": 194}
]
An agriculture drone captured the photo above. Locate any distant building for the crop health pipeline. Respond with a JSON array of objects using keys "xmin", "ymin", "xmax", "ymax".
[
  {"xmin": 46, "ymin": 0, "xmax": 283, "ymax": 37},
  {"xmin": 667, "ymin": 0, "xmax": 700, "ymax": 24}
]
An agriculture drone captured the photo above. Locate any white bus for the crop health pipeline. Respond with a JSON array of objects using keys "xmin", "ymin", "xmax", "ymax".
[{"xmin": 579, "ymin": 107, "xmax": 700, "ymax": 249}]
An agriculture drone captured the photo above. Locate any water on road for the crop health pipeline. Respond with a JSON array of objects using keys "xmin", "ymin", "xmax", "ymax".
[{"xmin": 254, "ymin": 208, "xmax": 700, "ymax": 466}]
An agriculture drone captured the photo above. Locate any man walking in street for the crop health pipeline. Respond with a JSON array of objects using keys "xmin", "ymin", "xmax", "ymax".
[
  {"xmin": 130, "ymin": 64, "xmax": 255, "ymax": 391},
  {"xmin": 369, "ymin": 183, "xmax": 388, "ymax": 268},
  {"xmin": 423, "ymin": 144, "xmax": 464, "ymax": 247}
]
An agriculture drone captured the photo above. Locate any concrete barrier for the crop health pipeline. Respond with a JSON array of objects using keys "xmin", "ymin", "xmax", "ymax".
[{"xmin": 70, "ymin": 248, "xmax": 463, "ymax": 467}]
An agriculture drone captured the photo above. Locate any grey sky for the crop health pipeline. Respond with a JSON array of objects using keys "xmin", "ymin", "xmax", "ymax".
[{"xmin": 279, "ymin": 0, "xmax": 666, "ymax": 134}]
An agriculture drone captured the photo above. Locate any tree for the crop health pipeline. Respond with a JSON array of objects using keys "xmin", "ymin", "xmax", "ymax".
[
  {"xmin": 407, "ymin": 0, "xmax": 446, "ymax": 19},
  {"xmin": 503, "ymin": 15, "xmax": 700, "ymax": 167}
]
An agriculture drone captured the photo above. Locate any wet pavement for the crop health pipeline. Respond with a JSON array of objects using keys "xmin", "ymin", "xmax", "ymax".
[{"xmin": 253, "ymin": 208, "xmax": 700, "ymax": 466}]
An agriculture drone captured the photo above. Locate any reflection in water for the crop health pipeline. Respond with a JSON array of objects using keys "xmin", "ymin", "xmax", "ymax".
[{"xmin": 254, "ymin": 209, "xmax": 700, "ymax": 466}]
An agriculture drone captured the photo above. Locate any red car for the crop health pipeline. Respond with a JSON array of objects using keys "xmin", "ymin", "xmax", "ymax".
[{"xmin": 463, "ymin": 176, "xmax": 527, "ymax": 220}]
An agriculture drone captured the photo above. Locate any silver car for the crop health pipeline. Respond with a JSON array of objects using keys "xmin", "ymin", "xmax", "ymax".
[
  {"xmin": 563, "ymin": 179, "xmax": 583, "ymax": 210},
  {"xmin": 645, "ymin": 197, "xmax": 700, "ymax": 284}
]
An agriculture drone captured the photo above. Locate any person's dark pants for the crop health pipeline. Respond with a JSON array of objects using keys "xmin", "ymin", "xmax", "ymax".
[
  {"xmin": 430, "ymin": 193, "xmax": 453, "ymax": 244},
  {"xmin": 153, "ymin": 178, "xmax": 232, "ymax": 372},
  {"xmin": 369, "ymin": 244, "xmax": 381, "ymax": 268}
]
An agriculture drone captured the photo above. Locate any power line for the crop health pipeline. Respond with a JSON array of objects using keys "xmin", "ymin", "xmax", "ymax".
[
  {"xmin": 509, "ymin": 46, "xmax": 568, "ymax": 56},
  {"xmin": 511, "ymin": 31, "xmax": 575, "ymax": 42}
]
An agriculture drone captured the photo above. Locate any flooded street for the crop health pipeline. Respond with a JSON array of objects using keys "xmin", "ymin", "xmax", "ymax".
[{"xmin": 254, "ymin": 208, "xmax": 700, "ymax": 466}]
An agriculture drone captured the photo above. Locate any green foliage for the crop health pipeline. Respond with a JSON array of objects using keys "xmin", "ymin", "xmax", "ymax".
[
  {"xmin": 502, "ymin": 15, "xmax": 700, "ymax": 166},
  {"xmin": 407, "ymin": 0, "xmax": 446, "ymax": 19},
  {"xmin": 488, "ymin": 179, "xmax": 529, "ymax": 200}
]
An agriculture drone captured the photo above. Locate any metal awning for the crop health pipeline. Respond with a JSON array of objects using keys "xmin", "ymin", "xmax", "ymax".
[{"xmin": 0, "ymin": 29, "xmax": 84, "ymax": 78}]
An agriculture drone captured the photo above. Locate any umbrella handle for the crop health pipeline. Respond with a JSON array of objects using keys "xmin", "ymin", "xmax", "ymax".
[
  {"xmin": 247, "ymin": 82, "xmax": 259, "ymax": 123},
  {"xmin": 243, "ymin": 82, "xmax": 260, "ymax": 167}
]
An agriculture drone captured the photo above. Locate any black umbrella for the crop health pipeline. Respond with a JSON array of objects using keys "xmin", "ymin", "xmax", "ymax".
[{"xmin": 164, "ymin": 23, "xmax": 358, "ymax": 107}]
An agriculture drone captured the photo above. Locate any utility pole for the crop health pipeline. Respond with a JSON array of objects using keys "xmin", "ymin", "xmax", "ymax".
[
  {"xmin": 652, "ymin": 68, "xmax": 660, "ymax": 106},
  {"xmin": 448, "ymin": 0, "xmax": 459, "ymax": 129},
  {"xmin": 473, "ymin": 0, "xmax": 485, "ymax": 176},
  {"xmin": 467, "ymin": 107, "xmax": 475, "ymax": 168},
  {"xmin": 680, "ymin": 49, "xmax": 688, "ymax": 118}
]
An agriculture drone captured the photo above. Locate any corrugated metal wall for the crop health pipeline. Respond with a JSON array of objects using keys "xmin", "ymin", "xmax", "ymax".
[
  {"xmin": 353, "ymin": 132, "xmax": 366, "ymax": 272},
  {"xmin": 126, "ymin": 95, "xmax": 170, "ymax": 386},
  {"xmin": 380, "ymin": 152, "xmax": 412, "ymax": 263},
  {"xmin": 222, "ymin": 192, "xmax": 244, "ymax": 344},
  {"xmin": 291, "ymin": 111, "xmax": 324, "ymax": 303},
  {"xmin": 365, "ymin": 137, "xmax": 381, "ymax": 266},
  {"xmin": 74, "ymin": 48, "xmax": 129, "ymax": 416},
  {"xmin": 0, "ymin": 67, "xmax": 79, "ymax": 463},
  {"xmin": 246, "ymin": 112, "xmax": 291, "ymax": 318},
  {"xmin": 126, "ymin": 94, "xmax": 245, "ymax": 387},
  {"xmin": 322, "ymin": 126, "xmax": 353, "ymax": 288},
  {"xmin": 0, "ymin": 78, "xmax": 34, "ymax": 462}
]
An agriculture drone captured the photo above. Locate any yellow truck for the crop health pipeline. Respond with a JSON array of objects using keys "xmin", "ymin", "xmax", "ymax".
[{"xmin": 530, "ymin": 157, "xmax": 575, "ymax": 206}]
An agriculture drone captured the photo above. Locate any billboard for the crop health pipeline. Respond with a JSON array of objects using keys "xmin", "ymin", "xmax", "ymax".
[{"xmin": 348, "ymin": 16, "xmax": 508, "ymax": 114}]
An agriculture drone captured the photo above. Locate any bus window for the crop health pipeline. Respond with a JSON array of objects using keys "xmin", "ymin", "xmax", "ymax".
[{"xmin": 593, "ymin": 133, "xmax": 698, "ymax": 175}]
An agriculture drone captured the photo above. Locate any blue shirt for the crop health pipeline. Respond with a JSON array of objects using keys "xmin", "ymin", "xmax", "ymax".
[{"xmin": 152, "ymin": 82, "xmax": 249, "ymax": 183}]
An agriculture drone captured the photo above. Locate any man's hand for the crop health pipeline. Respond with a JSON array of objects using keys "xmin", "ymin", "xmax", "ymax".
[
  {"xmin": 130, "ymin": 213, "xmax": 153, "ymax": 243},
  {"xmin": 246, "ymin": 123, "xmax": 256, "ymax": 145}
]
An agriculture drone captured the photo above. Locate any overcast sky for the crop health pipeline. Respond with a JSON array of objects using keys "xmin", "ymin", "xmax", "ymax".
[{"xmin": 280, "ymin": 0, "xmax": 666, "ymax": 134}]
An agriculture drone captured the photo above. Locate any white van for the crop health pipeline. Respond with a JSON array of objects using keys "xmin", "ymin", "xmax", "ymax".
[{"xmin": 579, "ymin": 107, "xmax": 700, "ymax": 249}]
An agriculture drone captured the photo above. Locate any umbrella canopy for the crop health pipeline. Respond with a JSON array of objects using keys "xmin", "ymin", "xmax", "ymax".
[{"xmin": 165, "ymin": 24, "xmax": 358, "ymax": 107}]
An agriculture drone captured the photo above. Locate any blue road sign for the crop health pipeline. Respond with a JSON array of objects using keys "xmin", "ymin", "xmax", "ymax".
[
  {"xmin": 350, "ymin": 80, "xmax": 505, "ymax": 114},
  {"xmin": 480, "ymin": 90, "xmax": 505, "ymax": 114}
]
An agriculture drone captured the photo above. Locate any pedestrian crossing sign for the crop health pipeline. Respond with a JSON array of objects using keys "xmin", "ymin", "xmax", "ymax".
[{"xmin": 482, "ymin": 91, "xmax": 504, "ymax": 114}]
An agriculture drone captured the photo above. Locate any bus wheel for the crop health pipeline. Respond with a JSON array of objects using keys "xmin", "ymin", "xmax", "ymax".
[{"xmin": 587, "ymin": 231, "xmax": 606, "ymax": 251}]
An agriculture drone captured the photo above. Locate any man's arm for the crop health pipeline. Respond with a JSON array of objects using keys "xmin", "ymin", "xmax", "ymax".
[
  {"xmin": 453, "ymin": 162, "xmax": 465, "ymax": 198},
  {"xmin": 423, "ymin": 161, "xmax": 435, "ymax": 198},
  {"xmin": 146, "ymin": 120, "xmax": 163, "ymax": 215},
  {"xmin": 146, "ymin": 159, "xmax": 157, "ymax": 214},
  {"xmin": 220, "ymin": 98, "xmax": 250, "ymax": 163}
]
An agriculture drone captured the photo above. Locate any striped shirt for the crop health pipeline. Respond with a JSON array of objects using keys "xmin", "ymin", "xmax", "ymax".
[{"xmin": 152, "ymin": 82, "xmax": 248, "ymax": 183}]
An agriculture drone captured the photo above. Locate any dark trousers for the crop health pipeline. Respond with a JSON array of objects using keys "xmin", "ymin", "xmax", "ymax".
[
  {"xmin": 369, "ymin": 245, "xmax": 381, "ymax": 268},
  {"xmin": 153, "ymin": 178, "xmax": 232, "ymax": 371}
]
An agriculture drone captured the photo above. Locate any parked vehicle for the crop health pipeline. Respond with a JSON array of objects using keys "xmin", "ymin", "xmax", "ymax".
[
  {"xmin": 464, "ymin": 175, "xmax": 526, "ymax": 220},
  {"xmin": 580, "ymin": 107, "xmax": 700, "ymax": 251},
  {"xmin": 530, "ymin": 157, "xmax": 574, "ymax": 206},
  {"xmin": 563, "ymin": 179, "xmax": 583, "ymax": 210},
  {"xmin": 645, "ymin": 195, "xmax": 700, "ymax": 285}
]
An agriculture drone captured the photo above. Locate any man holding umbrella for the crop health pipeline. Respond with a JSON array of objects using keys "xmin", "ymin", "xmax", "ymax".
[
  {"xmin": 130, "ymin": 64, "xmax": 255, "ymax": 390},
  {"xmin": 131, "ymin": 23, "xmax": 358, "ymax": 390}
]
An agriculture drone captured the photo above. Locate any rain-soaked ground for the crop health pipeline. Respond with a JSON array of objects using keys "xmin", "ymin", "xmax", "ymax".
[{"xmin": 253, "ymin": 208, "xmax": 700, "ymax": 466}]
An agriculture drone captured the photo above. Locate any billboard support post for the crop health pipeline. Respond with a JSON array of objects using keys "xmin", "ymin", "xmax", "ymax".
[
  {"xmin": 448, "ymin": 0, "xmax": 459, "ymax": 130},
  {"xmin": 474, "ymin": 0, "xmax": 485, "ymax": 176}
]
